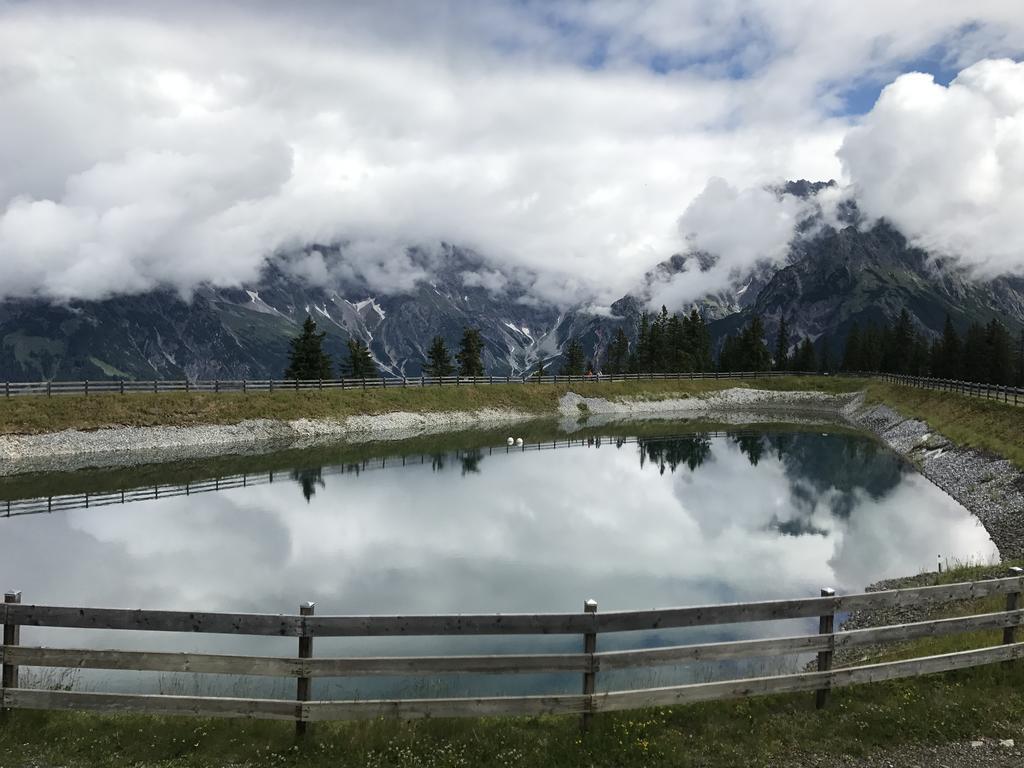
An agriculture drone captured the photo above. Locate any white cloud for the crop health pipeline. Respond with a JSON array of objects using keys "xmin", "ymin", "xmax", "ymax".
[
  {"xmin": 0, "ymin": 3, "xmax": 1021, "ymax": 305},
  {"xmin": 646, "ymin": 179, "xmax": 811, "ymax": 309},
  {"xmin": 838, "ymin": 58, "xmax": 1024, "ymax": 277},
  {"xmin": 461, "ymin": 269, "xmax": 508, "ymax": 294}
]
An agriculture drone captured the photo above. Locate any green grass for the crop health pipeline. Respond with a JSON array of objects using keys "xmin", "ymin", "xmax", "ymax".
[
  {"xmin": 864, "ymin": 381, "xmax": 1024, "ymax": 467},
  {"xmin": 0, "ymin": 376, "xmax": 866, "ymax": 435},
  {"xmin": 2, "ymin": 660, "xmax": 1023, "ymax": 767},
  {"xmin": 3, "ymin": 561, "xmax": 1023, "ymax": 767}
]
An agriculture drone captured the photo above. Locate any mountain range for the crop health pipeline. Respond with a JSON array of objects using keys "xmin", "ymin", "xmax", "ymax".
[{"xmin": 2, "ymin": 182, "xmax": 1022, "ymax": 381}]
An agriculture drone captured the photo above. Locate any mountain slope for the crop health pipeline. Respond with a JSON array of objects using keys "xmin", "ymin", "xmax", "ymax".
[
  {"xmin": 712, "ymin": 220, "xmax": 1024, "ymax": 357},
  {"xmin": 3, "ymin": 184, "xmax": 1024, "ymax": 381}
]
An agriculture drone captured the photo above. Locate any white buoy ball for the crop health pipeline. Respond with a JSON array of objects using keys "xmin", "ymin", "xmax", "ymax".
[
  {"xmin": 507, "ymin": 437, "xmax": 515, "ymax": 446},
  {"xmin": 515, "ymin": 437, "xmax": 524, "ymax": 447}
]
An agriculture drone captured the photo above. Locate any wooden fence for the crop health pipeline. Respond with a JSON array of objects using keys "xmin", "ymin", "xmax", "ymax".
[
  {"xmin": 877, "ymin": 373, "xmax": 1024, "ymax": 405},
  {"xmin": 3, "ymin": 370, "xmax": 1022, "ymax": 405},
  {"xmin": 3, "ymin": 571, "xmax": 1024, "ymax": 735},
  {"xmin": 0, "ymin": 370, "xmax": 811, "ymax": 398}
]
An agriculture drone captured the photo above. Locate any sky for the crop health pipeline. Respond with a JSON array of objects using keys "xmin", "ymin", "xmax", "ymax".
[{"xmin": 0, "ymin": 1, "xmax": 1023, "ymax": 308}]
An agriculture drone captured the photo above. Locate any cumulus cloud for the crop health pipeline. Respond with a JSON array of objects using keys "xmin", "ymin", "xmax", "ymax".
[
  {"xmin": 838, "ymin": 58, "xmax": 1024, "ymax": 277},
  {"xmin": 647, "ymin": 179, "xmax": 811, "ymax": 309},
  {"xmin": 460, "ymin": 269, "xmax": 509, "ymax": 294},
  {"xmin": 0, "ymin": 3, "xmax": 1022, "ymax": 305}
]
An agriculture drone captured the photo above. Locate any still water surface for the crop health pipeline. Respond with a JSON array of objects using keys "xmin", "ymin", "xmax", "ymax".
[{"xmin": 0, "ymin": 424, "xmax": 997, "ymax": 698}]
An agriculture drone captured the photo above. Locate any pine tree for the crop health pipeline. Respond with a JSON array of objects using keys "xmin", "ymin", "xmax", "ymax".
[
  {"xmin": 740, "ymin": 315, "xmax": 771, "ymax": 371},
  {"xmin": 842, "ymin": 323, "xmax": 863, "ymax": 371},
  {"xmin": 284, "ymin": 316, "xmax": 334, "ymax": 380},
  {"xmin": 534, "ymin": 358, "xmax": 547, "ymax": 378},
  {"xmin": 561, "ymin": 337, "xmax": 586, "ymax": 375},
  {"xmin": 793, "ymin": 337, "xmax": 817, "ymax": 372},
  {"xmin": 773, "ymin": 317, "xmax": 790, "ymax": 371},
  {"xmin": 344, "ymin": 338, "xmax": 377, "ymax": 378},
  {"xmin": 606, "ymin": 328, "xmax": 630, "ymax": 375},
  {"xmin": 686, "ymin": 309, "xmax": 713, "ymax": 371},
  {"xmin": 718, "ymin": 333, "xmax": 738, "ymax": 372},
  {"xmin": 636, "ymin": 312, "xmax": 653, "ymax": 373},
  {"xmin": 936, "ymin": 314, "xmax": 962, "ymax": 378},
  {"xmin": 986, "ymin": 319, "xmax": 1013, "ymax": 385},
  {"xmin": 889, "ymin": 309, "xmax": 914, "ymax": 373},
  {"xmin": 456, "ymin": 327, "xmax": 485, "ymax": 376},
  {"xmin": 817, "ymin": 334, "xmax": 833, "ymax": 373},
  {"xmin": 423, "ymin": 336, "xmax": 454, "ymax": 378},
  {"xmin": 963, "ymin": 323, "xmax": 988, "ymax": 382},
  {"xmin": 1016, "ymin": 330, "xmax": 1024, "ymax": 387}
]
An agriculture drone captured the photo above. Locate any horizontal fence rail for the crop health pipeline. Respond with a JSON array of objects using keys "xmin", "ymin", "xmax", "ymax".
[{"xmin": 3, "ymin": 571, "xmax": 1023, "ymax": 735}]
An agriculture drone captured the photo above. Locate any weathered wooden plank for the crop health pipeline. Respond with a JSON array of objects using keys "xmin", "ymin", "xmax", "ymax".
[
  {"xmin": 595, "ymin": 668, "xmax": 828, "ymax": 711},
  {"xmin": 2, "ymin": 646, "xmax": 588, "ymax": 676},
  {"xmin": 2, "ymin": 647, "xmax": 304, "ymax": 677},
  {"xmin": 596, "ymin": 633, "xmax": 830, "ymax": 670},
  {"xmin": 835, "ymin": 610, "xmax": 1024, "ymax": 649},
  {"xmin": 306, "ymin": 653, "xmax": 589, "ymax": 676},
  {"xmin": 2, "ymin": 689, "xmax": 300, "ymax": 721},
  {"xmin": 6, "ymin": 605, "xmax": 302, "ymax": 636},
  {"xmin": 9, "ymin": 577, "xmax": 1022, "ymax": 642},
  {"xmin": 305, "ymin": 693, "xmax": 587, "ymax": 721},
  {"xmin": 597, "ymin": 577, "xmax": 1024, "ymax": 633},
  {"xmin": 303, "ymin": 613, "xmax": 593, "ymax": 637},
  {"xmin": 596, "ymin": 597, "xmax": 836, "ymax": 631},
  {"xmin": 594, "ymin": 642, "xmax": 1024, "ymax": 713},
  {"xmin": 837, "ymin": 578, "xmax": 1024, "ymax": 613},
  {"xmin": 830, "ymin": 642, "xmax": 1024, "ymax": 686}
]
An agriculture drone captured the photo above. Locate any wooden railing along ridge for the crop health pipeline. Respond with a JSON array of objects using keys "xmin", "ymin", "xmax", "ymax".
[
  {"xmin": 876, "ymin": 372, "xmax": 1024, "ymax": 405},
  {"xmin": 3, "ymin": 571, "xmax": 1024, "ymax": 735},
  {"xmin": 0, "ymin": 370, "xmax": 813, "ymax": 398},
  {"xmin": 1, "ymin": 370, "xmax": 1022, "ymax": 404}
]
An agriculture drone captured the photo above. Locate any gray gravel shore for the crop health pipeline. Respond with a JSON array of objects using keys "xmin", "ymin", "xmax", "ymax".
[
  {"xmin": 0, "ymin": 388, "xmax": 854, "ymax": 476},
  {"xmin": 843, "ymin": 395, "xmax": 1024, "ymax": 560}
]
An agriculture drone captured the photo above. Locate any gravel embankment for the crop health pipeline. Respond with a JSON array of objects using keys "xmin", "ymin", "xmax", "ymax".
[
  {"xmin": 0, "ymin": 388, "xmax": 856, "ymax": 476},
  {"xmin": 0, "ymin": 408, "xmax": 538, "ymax": 475},
  {"xmin": 844, "ymin": 395, "xmax": 1024, "ymax": 560},
  {"xmin": 557, "ymin": 388, "xmax": 855, "ymax": 416}
]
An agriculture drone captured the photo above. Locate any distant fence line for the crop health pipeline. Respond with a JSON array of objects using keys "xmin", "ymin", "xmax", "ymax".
[
  {"xmin": 1, "ymin": 370, "xmax": 813, "ymax": 398},
  {"xmin": 2, "ymin": 370, "xmax": 1023, "ymax": 403},
  {"xmin": 876, "ymin": 372, "xmax": 1024, "ymax": 406},
  {"xmin": 3, "ymin": 572, "xmax": 1024, "ymax": 735},
  {"xmin": 1, "ymin": 431, "xmax": 757, "ymax": 519}
]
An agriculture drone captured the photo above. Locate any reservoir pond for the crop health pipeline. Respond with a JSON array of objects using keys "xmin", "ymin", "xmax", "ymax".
[{"xmin": 0, "ymin": 423, "xmax": 998, "ymax": 699}]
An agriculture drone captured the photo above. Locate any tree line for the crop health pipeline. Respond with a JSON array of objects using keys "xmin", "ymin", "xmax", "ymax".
[
  {"xmin": 284, "ymin": 316, "xmax": 488, "ymax": 380},
  {"xmin": 840, "ymin": 310, "xmax": 1024, "ymax": 385},
  {"xmin": 285, "ymin": 308, "xmax": 1024, "ymax": 386}
]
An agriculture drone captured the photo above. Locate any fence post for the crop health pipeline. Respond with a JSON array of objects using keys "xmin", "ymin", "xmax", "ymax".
[
  {"xmin": 580, "ymin": 598, "xmax": 598, "ymax": 733},
  {"xmin": 2, "ymin": 590, "xmax": 22, "ymax": 710},
  {"xmin": 815, "ymin": 587, "xmax": 836, "ymax": 709},
  {"xmin": 296, "ymin": 601, "xmax": 315, "ymax": 739},
  {"xmin": 1003, "ymin": 567, "xmax": 1024, "ymax": 653}
]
